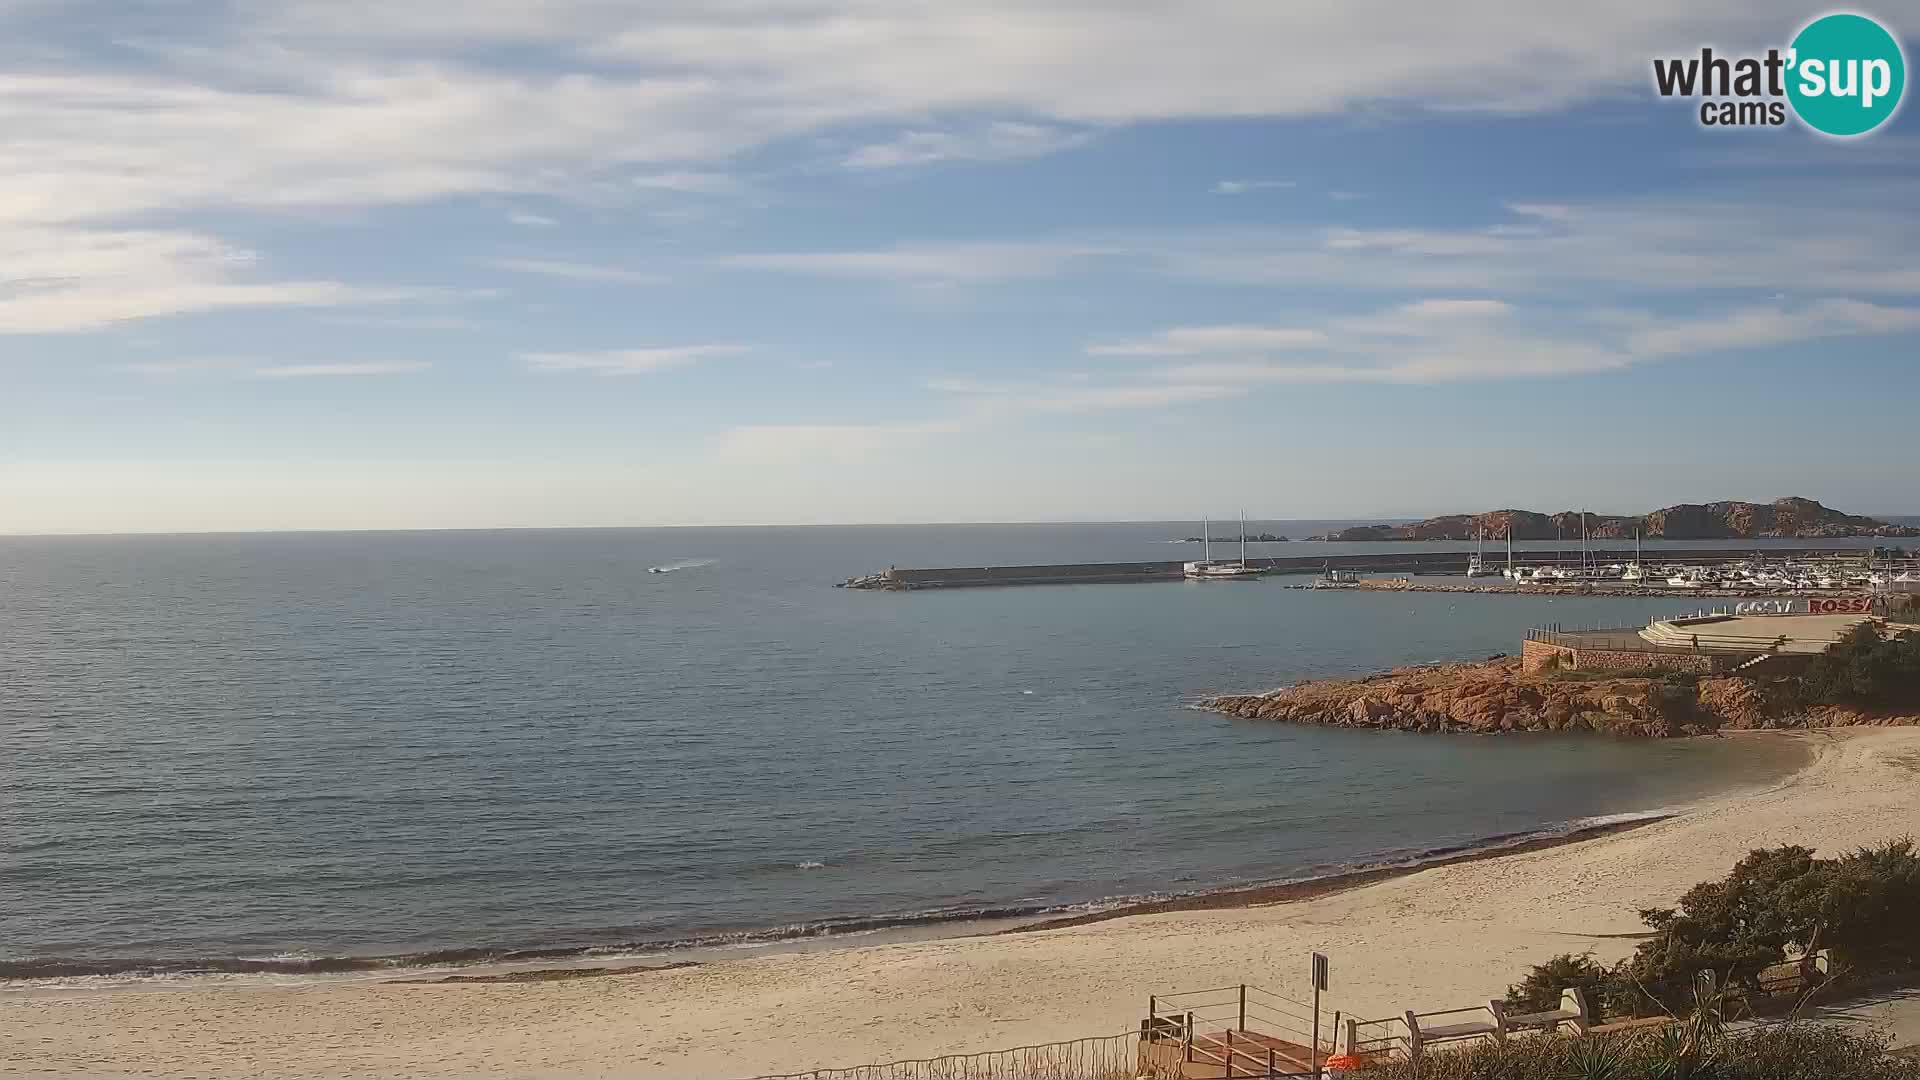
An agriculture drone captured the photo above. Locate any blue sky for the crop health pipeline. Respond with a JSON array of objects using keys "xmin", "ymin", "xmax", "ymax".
[{"xmin": 1, "ymin": 1, "xmax": 1916, "ymax": 532}]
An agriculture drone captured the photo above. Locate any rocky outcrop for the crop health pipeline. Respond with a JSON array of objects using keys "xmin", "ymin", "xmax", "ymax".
[
  {"xmin": 1201, "ymin": 660, "xmax": 1919, "ymax": 738},
  {"xmin": 1315, "ymin": 498, "xmax": 1917, "ymax": 542}
]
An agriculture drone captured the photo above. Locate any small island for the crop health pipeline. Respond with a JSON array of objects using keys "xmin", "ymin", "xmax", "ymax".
[{"xmin": 1305, "ymin": 496, "xmax": 1918, "ymax": 542}]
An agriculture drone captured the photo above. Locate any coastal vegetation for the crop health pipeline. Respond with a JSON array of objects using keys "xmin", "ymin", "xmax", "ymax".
[
  {"xmin": 1312, "ymin": 496, "xmax": 1917, "ymax": 542},
  {"xmin": 1504, "ymin": 840, "xmax": 1920, "ymax": 1020},
  {"xmin": 1799, "ymin": 623, "xmax": 1920, "ymax": 710},
  {"xmin": 1353, "ymin": 1026, "xmax": 1920, "ymax": 1079},
  {"xmin": 1203, "ymin": 624, "xmax": 1920, "ymax": 737},
  {"xmin": 1429, "ymin": 842, "xmax": 1920, "ymax": 1078}
]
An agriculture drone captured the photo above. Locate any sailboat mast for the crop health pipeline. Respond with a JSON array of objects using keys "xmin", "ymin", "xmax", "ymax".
[
  {"xmin": 1240, "ymin": 511, "xmax": 1248, "ymax": 568},
  {"xmin": 1203, "ymin": 516, "xmax": 1210, "ymax": 564}
]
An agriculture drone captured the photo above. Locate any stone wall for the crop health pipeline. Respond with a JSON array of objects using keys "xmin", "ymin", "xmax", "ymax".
[
  {"xmin": 1521, "ymin": 638, "xmax": 1722, "ymax": 674},
  {"xmin": 1520, "ymin": 639, "xmax": 1575, "ymax": 673}
]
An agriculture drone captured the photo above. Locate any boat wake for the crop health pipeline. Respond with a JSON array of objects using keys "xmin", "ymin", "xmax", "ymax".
[{"xmin": 648, "ymin": 558, "xmax": 716, "ymax": 575}]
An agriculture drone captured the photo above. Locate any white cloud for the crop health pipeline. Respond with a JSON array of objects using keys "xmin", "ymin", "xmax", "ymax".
[
  {"xmin": 252, "ymin": 361, "xmax": 430, "ymax": 378},
  {"xmin": 1088, "ymin": 325, "xmax": 1328, "ymax": 357},
  {"xmin": 0, "ymin": 3, "xmax": 1820, "ymax": 234},
  {"xmin": 930, "ymin": 376, "xmax": 1239, "ymax": 414},
  {"xmin": 1397, "ymin": 298, "xmax": 1512, "ymax": 317},
  {"xmin": 1146, "ymin": 197, "xmax": 1920, "ymax": 295},
  {"xmin": 481, "ymin": 257, "xmax": 664, "ymax": 285},
  {"xmin": 718, "ymin": 243, "xmax": 1114, "ymax": 285},
  {"xmin": 1130, "ymin": 296, "xmax": 1920, "ymax": 386},
  {"xmin": 0, "ymin": 269, "xmax": 421, "ymax": 334},
  {"xmin": 508, "ymin": 211, "xmax": 557, "ymax": 226},
  {"xmin": 0, "ymin": 2, "xmax": 1865, "ymax": 337},
  {"xmin": 631, "ymin": 171, "xmax": 741, "ymax": 194},
  {"xmin": 1148, "ymin": 343, "xmax": 1634, "ymax": 385},
  {"xmin": 121, "ymin": 357, "xmax": 433, "ymax": 379},
  {"xmin": 720, "ymin": 369, "xmax": 1238, "ymax": 461},
  {"xmin": 522, "ymin": 345, "xmax": 748, "ymax": 375},
  {"xmin": 844, "ymin": 121, "xmax": 1090, "ymax": 169},
  {"xmin": 705, "ymin": 193, "xmax": 1920, "ymax": 296},
  {"xmin": 1212, "ymin": 179, "xmax": 1295, "ymax": 195},
  {"xmin": 1626, "ymin": 298, "xmax": 1920, "ymax": 357},
  {"xmin": 0, "ymin": 217, "xmax": 422, "ymax": 336}
]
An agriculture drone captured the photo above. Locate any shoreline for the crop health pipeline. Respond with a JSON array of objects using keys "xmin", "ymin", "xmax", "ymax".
[
  {"xmin": 0, "ymin": 812, "xmax": 1686, "ymax": 992},
  {"xmin": 1000, "ymin": 814, "xmax": 1671, "ymax": 935},
  {"xmin": 0, "ymin": 730, "xmax": 1812, "ymax": 994},
  {"xmin": 9, "ymin": 729, "xmax": 1919, "ymax": 1079}
]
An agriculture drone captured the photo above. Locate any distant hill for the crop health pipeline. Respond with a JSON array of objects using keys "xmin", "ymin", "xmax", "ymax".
[{"xmin": 1316, "ymin": 497, "xmax": 1920, "ymax": 542}]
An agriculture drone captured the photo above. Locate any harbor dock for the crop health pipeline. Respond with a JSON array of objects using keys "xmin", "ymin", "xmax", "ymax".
[{"xmin": 837, "ymin": 546, "xmax": 1875, "ymax": 591}]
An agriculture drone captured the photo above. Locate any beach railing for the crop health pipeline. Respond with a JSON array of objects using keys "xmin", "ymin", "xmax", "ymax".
[
  {"xmin": 1344, "ymin": 1004, "xmax": 1524, "ymax": 1062},
  {"xmin": 747, "ymin": 1030, "xmax": 1139, "ymax": 1080},
  {"xmin": 1345, "ymin": 1014, "xmax": 1412, "ymax": 1061},
  {"xmin": 1144, "ymin": 984, "xmax": 1328, "ymax": 1077},
  {"xmin": 1402, "ymin": 1003, "xmax": 1505, "ymax": 1056}
]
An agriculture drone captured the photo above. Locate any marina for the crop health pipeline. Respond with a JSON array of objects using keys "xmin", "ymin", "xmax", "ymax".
[{"xmin": 839, "ymin": 546, "xmax": 1920, "ymax": 598}]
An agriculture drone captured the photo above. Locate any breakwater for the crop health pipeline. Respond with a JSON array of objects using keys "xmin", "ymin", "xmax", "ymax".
[{"xmin": 838, "ymin": 547, "xmax": 1869, "ymax": 590}]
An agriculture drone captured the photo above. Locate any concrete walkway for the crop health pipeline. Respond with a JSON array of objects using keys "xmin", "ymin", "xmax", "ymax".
[
  {"xmin": 1807, "ymin": 985, "xmax": 1920, "ymax": 1051},
  {"xmin": 1745, "ymin": 985, "xmax": 1920, "ymax": 1052}
]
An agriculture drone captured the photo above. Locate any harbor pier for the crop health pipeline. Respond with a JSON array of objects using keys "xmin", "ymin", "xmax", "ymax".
[{"xmin": 837, "ymin": 546, "xmax": 1875, "ymax": 591}]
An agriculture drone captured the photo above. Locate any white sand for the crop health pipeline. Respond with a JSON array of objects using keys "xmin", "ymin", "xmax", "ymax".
[{"xmin": 6, "ymin": 728, "xmax": 1918, "ymax": 1080}]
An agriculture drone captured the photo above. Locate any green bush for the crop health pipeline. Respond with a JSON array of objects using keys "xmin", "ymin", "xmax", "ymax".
[
  {"xmin": 1620, "ymin": 846, "xmax": 1830, "ymax": 1012},
  {"xmin": 1797, "ymin": 624, "xmax": 1920, "ymax": 709},
  {"xmin": 1351, "ymin": 1025, "xmax": 1920, "ymax": 1080},
  {"xmin": 1818, "ymin": 839, "xmax": 1920, "ymax": 974},
  {"xmin": 1503, "ymin": 841, "xmax": 1920, "ymax": 1019},
  {"xmin": 1504, "ymin": 953, "xmax": 1614, "ymax": 1019}
]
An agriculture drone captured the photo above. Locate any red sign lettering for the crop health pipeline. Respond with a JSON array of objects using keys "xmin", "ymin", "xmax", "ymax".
[{"xmin": 1806, "ymin": 595, "xmax": 1873, "ymax": 614}]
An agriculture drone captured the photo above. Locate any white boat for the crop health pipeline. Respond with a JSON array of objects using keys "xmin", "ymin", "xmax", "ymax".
[
  {"xmin": 1501, "ymin": 531, "xmax": 1526, "ymax": 580},
  {"xmin": 1185, "ymin": 514, "xmax": 1264, "ymax": 580},
  {"xmin": 1621, "ymin": 529, "xmax": 1644, "ymax": 582},
  {"xmin": 1311, "ymin": 565, "xmax": 1362, "ymax": 587},
  {"xmin": 1466, "ymin": 523, "xmax": 1493, "ymax": 577}
]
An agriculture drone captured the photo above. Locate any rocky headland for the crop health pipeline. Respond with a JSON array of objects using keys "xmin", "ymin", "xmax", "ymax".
[
  {"xmin": 1311, "ymin": 497, "xmax": 1918, "ymax": 543},
  {"xmin": 1200, "ymin": 659, "xmax": 1919, "ymax": 738}
]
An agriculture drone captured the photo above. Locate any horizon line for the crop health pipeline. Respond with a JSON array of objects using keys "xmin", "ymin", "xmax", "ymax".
[{"xmin": 4, "ymin": 510, "xmax": 1917, "ymax": 541}]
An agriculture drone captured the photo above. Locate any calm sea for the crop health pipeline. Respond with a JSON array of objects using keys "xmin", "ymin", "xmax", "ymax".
[{"xmin": 0, "ymin": 523, "xmax": 1858, "ymax": 983}]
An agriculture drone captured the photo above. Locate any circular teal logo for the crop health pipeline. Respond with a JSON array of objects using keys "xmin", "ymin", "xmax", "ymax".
[{"xmin": 1787, "ymin": 13, "xmax": 1906, "ymax": 136}]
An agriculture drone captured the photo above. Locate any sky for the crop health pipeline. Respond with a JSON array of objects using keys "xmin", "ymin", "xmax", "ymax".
[{"xmin": 1, "ymin": 1, "xmax": 1917, "ymax": 533}]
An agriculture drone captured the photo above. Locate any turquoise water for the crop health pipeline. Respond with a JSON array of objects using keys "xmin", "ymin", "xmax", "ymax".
[{"xmin": 0, "ymin": 524, "xmax": 1815, "ymax": 980}]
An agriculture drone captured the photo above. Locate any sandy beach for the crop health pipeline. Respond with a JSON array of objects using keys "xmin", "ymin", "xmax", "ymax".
[{"xmin": 6, "ymin": 727, "xmax": 1918, "ymax": 1080}]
